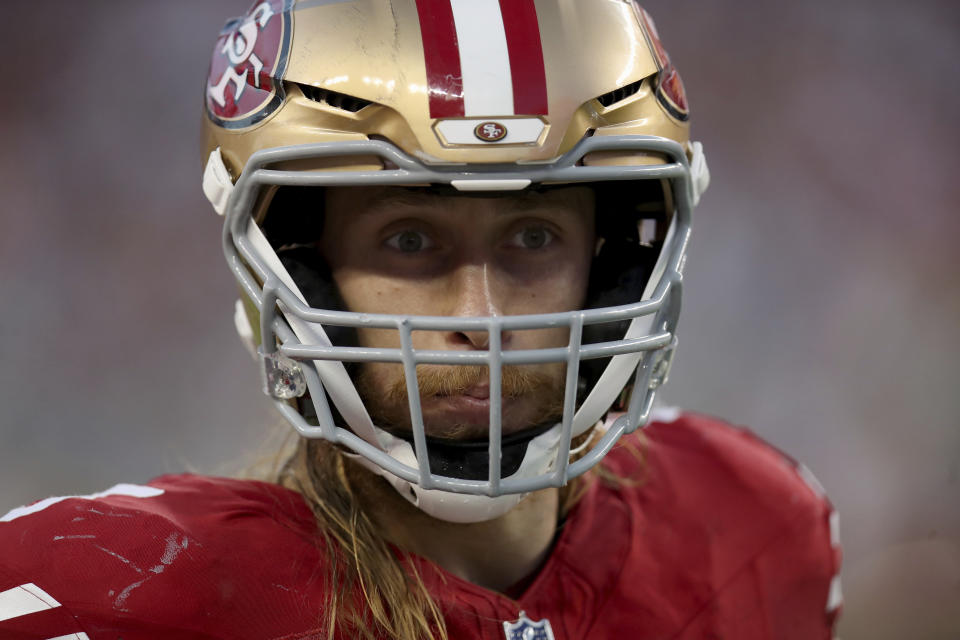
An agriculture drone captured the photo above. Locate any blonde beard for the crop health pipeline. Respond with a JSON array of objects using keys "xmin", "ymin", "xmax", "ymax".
[{"xmin": 355, "ymin": 363, "xmax": 567, "ymax": 439}]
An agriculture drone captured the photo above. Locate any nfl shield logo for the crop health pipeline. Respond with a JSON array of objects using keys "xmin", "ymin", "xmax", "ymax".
[{"xmin": 502, "ymin": 611, "xmax": 555, "ymax": 640}]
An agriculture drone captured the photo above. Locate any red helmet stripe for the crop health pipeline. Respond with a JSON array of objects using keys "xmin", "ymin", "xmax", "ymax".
[
  {"xmin": 415, "ymin": 0, "xmax": 466, "ymax": 118},
  {"xmin": 498, "ymin": 0, "xmax": 548, "ymax": 115}
]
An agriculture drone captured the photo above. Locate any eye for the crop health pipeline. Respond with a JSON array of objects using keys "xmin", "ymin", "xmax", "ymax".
[
  {"xmin": 509, "ymin": 225, "xmax": 554, "ymax": 250},
  {"xmin": 385, "ymin": 229, "xmax": 434, "ymax": 253}
]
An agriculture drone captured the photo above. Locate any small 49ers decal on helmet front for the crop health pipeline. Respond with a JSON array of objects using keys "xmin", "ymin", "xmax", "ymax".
[
  {"xmin": 474, "ymin": 121, "xmax": 508, "ymax": 142},
  {"xmin": 205, "ymin": 0, "xmax": 294, "ymax": 129}
]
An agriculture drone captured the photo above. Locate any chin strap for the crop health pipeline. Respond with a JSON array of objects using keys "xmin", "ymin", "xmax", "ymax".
[
  {"xmin": 345, "ymin": 423, "xmax": 564, "ymax": 524},
  {"xmin": 394, "ymin": 421, "xmax": 558, "ymax": 481}
]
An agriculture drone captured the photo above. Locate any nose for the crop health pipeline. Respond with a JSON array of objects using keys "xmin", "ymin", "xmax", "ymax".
[{"xmin": 445, "ymin": 263, "xmax": 510, "ymax": 350}]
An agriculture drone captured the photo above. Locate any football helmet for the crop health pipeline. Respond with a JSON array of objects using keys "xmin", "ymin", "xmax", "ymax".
[{"xmin": 201, "ymin": 0, "xmax": 709, "ymax": 522}]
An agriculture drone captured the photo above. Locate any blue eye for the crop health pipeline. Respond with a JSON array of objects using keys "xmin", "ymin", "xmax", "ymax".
[
  {"xmin": 510, "ymin": 226, "xmax": 553, "ymax": 249},
  {"xmin": 385, "ymin": 230, "xmax": 433, "ymax": 253}
]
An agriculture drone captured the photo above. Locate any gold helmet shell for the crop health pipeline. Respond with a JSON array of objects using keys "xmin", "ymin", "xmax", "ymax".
[{"xmin": 202, "ymin": 0, "xmax": 693, "ymax": 178}]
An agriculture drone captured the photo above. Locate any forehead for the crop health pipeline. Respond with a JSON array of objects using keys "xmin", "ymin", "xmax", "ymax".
[{"xmin": 325, "ymin": 185, "xmax": 595, "ymax": 216}]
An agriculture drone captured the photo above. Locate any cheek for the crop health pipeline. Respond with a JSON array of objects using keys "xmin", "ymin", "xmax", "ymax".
[
  {"xmin": 522, "ymin": 326, "xmax": 572, "ymax": 350},
  {"xmin": 562, "ymin": 242, "xmax": 594, "ymax": 308},
  {"xmin": 510, "ymin": 254, "xmax": 592, "ymax": 313},
  {"xmin": 354, "ymin": 327, "xmax": 399, "ymax": 348},
  {"xmin": 360, "ymin": 361, "xmax": 401, "ymax": 386},
  {"xmin": 333, "ymin": 267, "xmax": 445, "ymax": 314},
  {"xmin": 355, "ymin": 361, "xmax": 408, "ymax": 409},
  {"xmin": 332, "ymin": 270, "xmax": 404, "ymax": 316},
  {"xmin": 331, "ymin": 268, "xmax": 379, "ymax": 311}
]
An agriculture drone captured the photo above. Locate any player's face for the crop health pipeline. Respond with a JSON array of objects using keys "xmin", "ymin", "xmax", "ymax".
[{"xmin": 322, "ymin": 186, "xmax": 595, "ymax": 440}]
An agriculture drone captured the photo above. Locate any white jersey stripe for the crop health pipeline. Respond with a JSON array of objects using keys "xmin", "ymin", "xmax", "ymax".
[
  {"xmin": 796, "ymin": 463, "xmax": 827, "ymax": 498},
  {"xmin": 449, "ymin": 0, "xmax": 514, "ymax": 116},
  {"xmin": 18, "ymin": 583, "xmax": 60, "ymax": 609},
  {"xmin": 828, "ymin": 510, "xmax": 841, "ymax": 548},
  {"xmin": 0, "ymin": 583, "xmax": 61, "ymax": 622},
  {"xmin": 1, "ymin": 484, "xmax": 164, "ymax": 523},
  {"xmin": 46, "ymin": 634, "xmax": 91, "ymax": 640},
  {"xmin": 826, "ymin": 574, "xmax": 843, "ymax": 612}
]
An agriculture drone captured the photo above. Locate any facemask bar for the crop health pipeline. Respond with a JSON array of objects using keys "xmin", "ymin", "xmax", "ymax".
[
  {"xmin": 222, "ymin": 135, "xmax": 695, "ymax": 496},
  {"xmin": 259, "ymin": 283, "xmax": 677, "ymax": 496}
]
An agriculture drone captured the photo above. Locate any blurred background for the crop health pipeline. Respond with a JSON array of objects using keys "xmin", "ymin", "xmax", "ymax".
[{"xmin": 1, "ymin": 1, "xmax": 956, "ymax": 637}]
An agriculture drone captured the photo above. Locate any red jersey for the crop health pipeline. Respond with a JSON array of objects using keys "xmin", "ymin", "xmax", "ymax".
[{"xmin": 0, "ymin": 412, "xmax": 841, "ymax": 639}]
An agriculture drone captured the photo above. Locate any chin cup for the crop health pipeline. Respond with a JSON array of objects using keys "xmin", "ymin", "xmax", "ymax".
[{"xmin": 347, "ymin": 423, "xmax": 564, "ymax": 524}]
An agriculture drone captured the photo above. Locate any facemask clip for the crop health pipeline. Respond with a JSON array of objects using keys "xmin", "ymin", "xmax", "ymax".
[
  {"xmin": 648, "ymin": 338, "xmax": 677, "ymax": 390},
  {"xmin": 259, "ymin": 348, "xmax": 307, "ymax": 399}
]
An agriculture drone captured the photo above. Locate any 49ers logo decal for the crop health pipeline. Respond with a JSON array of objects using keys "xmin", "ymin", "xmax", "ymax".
[
  {"xmin": 205, "ymin": 0, "xmax": 294, "ymax": 129},
  {"xmin": 474, "ymin": 121, "xmax": 508, "ymax": 142}
]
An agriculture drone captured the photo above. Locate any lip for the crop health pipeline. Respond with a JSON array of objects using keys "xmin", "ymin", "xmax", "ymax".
[
  {"xmin": 460, "ymin": 385, "xmax": 490, "ymax": 400},
  {"xmin": 430, "ymin": 394, "xmax": 493, "ymax": 418},
  {"xmin": 421, "ymin": 393, "xmax": 513, "ymax": 437}
]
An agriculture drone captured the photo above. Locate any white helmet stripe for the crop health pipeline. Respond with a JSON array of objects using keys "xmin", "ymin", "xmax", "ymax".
[
  {"xmin": 450, "ymin": 0, "xmax": 514, "ymax": 116},
  {"xmin": 416, "ymin": 0, "xmax": 547, "ymax": 118}
]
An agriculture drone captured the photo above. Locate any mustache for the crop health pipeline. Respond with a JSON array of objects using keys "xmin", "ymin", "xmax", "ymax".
[
  {"xmin": 355, "ymin": 363, "xmax": 567, "ymax": 435},
  {"xmin": 380, "ymin": 364, "xmax": 562, "ymax": 404}
]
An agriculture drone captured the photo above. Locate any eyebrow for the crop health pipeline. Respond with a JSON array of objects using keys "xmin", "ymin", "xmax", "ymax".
[
  {"xmin": 359, "ymin": 188, "xmax": 586, "ymax": 216},
  {"xmin": 362, "ymin": 190, "xmax": 438, "ymax": 211}
]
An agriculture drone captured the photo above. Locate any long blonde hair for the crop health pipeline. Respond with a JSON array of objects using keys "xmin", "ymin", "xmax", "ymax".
[
  {"xmin": 269, "ymin": 435, "xmax": 597, "ymax": 640},
  {"xmin": 273, "ymin": 438, "xmax": 443, "ymax": 639}
]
